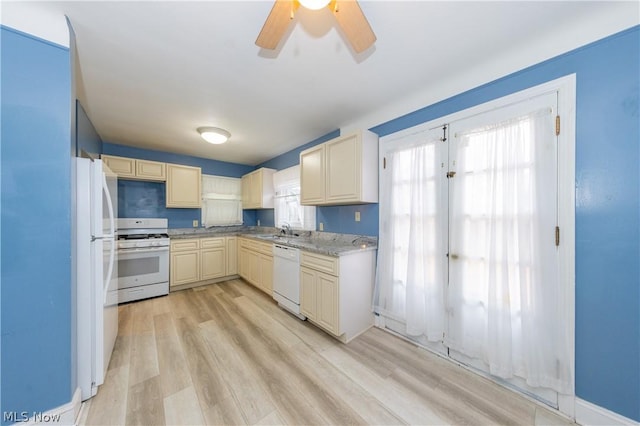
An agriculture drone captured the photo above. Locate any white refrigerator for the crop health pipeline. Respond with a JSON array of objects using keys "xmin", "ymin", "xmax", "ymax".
[{"xmin": 75, "ymin": 157, "xmax": 119, "ymax": 400}]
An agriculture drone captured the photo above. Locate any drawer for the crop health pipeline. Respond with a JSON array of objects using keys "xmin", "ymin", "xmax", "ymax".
[
  {"xmin": 200, "ymin": 237, "xmax": 225, "ymax": 248},
  {"xmin": 239, "ymin": 237, "xmax": 255, "ymax": 250},
  {"xmin": 171, "ymin": 239, "xmax": 200, "ymax": 251},
  {"xmin": 301, "ymin": 251, "xmax": 338, "ymax": 275},
  {"xmin": 255, "ymin": 240, "xmax": 273, "ymax": 256}
]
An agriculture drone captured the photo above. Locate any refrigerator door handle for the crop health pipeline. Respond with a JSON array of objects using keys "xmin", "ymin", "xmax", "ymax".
[{"xmin": 102, "ymin": 173, "xmax": 116, "ymax": 302}]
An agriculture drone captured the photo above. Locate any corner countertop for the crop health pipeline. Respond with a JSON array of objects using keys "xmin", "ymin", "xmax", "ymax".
[{"xmin": 168, "ymin": 226, "xmax": 377, "ymax": 257}]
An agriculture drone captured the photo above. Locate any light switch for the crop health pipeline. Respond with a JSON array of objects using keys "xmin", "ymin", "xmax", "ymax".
[
  {"xmin": 355, "ymin": 211, "xmax": 361, "ymax": 222},
  {"xmin": 192, "ymin": 220, "xmax": 198, "ymax": 228},
  {"xmin": 319, "ymin": 222, "xmax": 324, "ymax": 231}
]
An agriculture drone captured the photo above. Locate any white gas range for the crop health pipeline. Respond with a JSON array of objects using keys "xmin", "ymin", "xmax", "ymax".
[{"xmin": 115, "ymin": 218, "xmax": 170, "ymax": 303}]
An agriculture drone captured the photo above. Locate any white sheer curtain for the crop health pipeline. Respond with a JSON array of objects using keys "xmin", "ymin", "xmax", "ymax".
[
  {"xmin": 273, "ymin": 165, "xmax": 315, "ymax": 230},
  {"xmin": 201, "ymin": 174, "xmax": 242, "ymax": 227},
  {"xmin": 446, "ymin": 109, "xmax": 571, "ymax": 393},
  {"xmin": 375, "ymin": 133, "xmax": 447, "ymax": 340}
]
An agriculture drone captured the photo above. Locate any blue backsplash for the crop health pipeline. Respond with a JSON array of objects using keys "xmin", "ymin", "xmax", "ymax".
[{"xmin": 117, "ymin": 180, "xmax": 257, "ymax": 228}]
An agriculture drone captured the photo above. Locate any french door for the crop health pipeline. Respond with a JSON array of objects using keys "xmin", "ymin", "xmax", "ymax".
[{"xmin": 376, "ymin": 87, "xmax": 573, "ymax": 407}]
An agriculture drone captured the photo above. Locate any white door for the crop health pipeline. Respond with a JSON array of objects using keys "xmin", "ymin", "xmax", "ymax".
[
  {"xmin": 446, "ymin": 93, "xmax": 560, "ymax": 405},
  {"xmin": 376, "ymin": 83, "xmax": 574, "ymax": 409},
  {"xmin": 376, "ymin": 126, "xmax": 448, "ymax": 355}
]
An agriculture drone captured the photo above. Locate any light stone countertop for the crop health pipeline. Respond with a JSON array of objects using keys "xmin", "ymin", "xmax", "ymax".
[{"xmin": 168, "ymin": 226, "xmax": 377, "ymax": 256}]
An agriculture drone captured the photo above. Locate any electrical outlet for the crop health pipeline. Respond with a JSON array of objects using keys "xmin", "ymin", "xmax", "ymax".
[
  {"xmin": 355, "ymin": 211, "xmax": 361, "ymax": 222},
  {"xmin": 192, "ymin": 220, "xmax": 198, "ymax": 228},
  {"xmin": 319, "ymin": 222, "xmax": 324, "ymax": 231},
  {"xmin": 257, "ymin": 219, "xmax": 261, "ymax": 226}
]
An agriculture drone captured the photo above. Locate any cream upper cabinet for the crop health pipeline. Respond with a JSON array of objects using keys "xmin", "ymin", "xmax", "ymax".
[
  {"xmin": 300, "ymin": 130, "xmax": 378, "ymax": 206},
  {"xmin": 101, "ymin": 155, "xmax": 136, "ymax": 178},
  {"xmin": 299, "ymin": 249, "xmax": 377, "ymax": 343},
  {"xmin": 299, "ymin": 145, "xmax": 325, "ymax": 205},
  {"xmin": 102, "ymin": 155, "xmax": 166, "ymax": 181},
  {"xmin": 136, "ymin": 159, "xmax": 166, "ymax": 181},
  {"xmin": 166, "ymin": 164, "xmax": 201, "ymax": 208},
  {"xmin": 241, "ymin": 168, "xmax": 275, "ymax": 209}
]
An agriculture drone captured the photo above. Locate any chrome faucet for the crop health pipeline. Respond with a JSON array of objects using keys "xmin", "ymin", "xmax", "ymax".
[{"xmin": 281, "ymin": 223, "xmax": 291, "ymax": 235}]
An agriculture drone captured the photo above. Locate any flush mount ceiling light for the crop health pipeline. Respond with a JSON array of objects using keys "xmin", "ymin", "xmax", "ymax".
[{"xmin": 198, "ymin": 127, "xmax": 231, "ymax": 145}]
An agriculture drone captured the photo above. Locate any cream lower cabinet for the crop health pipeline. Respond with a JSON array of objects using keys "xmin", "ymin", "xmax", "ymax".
[
  {"xmin": 238, "ymin": 237, "xmax": 273, "ymax": 295},
  {"xmin": 170, "ymin": 240, "xmax": 201, "ymax": 287},
  {"xmin": 300, "ymin": 249, "xmax": 377, "ymax": 343},
  {"xmin": 170, "ymin": 236, "xmax": 237, "ymax": 289},
  {"xmin": 200, "ymin": 237, "xmax": 226, "ymax": 281}
]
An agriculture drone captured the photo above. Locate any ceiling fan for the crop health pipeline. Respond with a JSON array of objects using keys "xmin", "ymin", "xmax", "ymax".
[{"xmin": 255, "ymin": 0, "xmax": 377, "ymax": 53}]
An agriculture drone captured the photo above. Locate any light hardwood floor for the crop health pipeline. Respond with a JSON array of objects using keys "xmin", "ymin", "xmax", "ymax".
[{"xmin": 80, "ymin": 279, "xmax": 575, "ymax": 426}]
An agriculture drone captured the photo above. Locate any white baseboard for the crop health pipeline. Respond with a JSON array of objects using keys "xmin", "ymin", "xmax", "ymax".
[
  {"xmin": 576, "ymin": 398, "xmax": 639, "ymax": 426},
  {"xmin": 18, "ymin": 388, "xmax": 82, "ymax": 426}
]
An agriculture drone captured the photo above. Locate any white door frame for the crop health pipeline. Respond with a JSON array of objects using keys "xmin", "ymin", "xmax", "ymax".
[{"xmin": 378, "ymin": 74, "xmax": 576, "ymax": 418}]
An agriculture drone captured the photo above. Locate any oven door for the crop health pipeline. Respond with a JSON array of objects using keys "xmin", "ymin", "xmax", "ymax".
[{"xmin": 117, "ymin": 246, "xmax": 169, "ymax": 290}]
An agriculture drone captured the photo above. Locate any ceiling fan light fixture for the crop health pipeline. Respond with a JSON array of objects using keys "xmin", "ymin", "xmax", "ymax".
[
  {"xmin": 198, "ymin": 127, "xmax": 231, "ymax": 145},
  {"xmin": 298, "ymin": 0, "xmax": 330, "ymax": 10}
]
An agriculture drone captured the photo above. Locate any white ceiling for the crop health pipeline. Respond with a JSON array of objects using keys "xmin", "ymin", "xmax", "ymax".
[{"xmin": 7, "ymin": 1, "xmax": 639, "ymax": 166}]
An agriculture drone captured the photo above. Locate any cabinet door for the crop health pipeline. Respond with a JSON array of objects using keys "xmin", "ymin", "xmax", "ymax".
[
  {"xmin": 241, "ymin": 174, "xmax": 252, "ymax": 209},
  {"xmin": 166, "ymin": 164, "xmax": 202, "ymax": 208},
  {"xmin": 136, "ymin": 159, "xmax": 166, "ymax": 181},
  {"xmin": 259, "ymin": 254, "xmax": 273, "ymax": 295},
  {"xmin": 201, "ymin": 247, "xmax": 225, "ymax": 280},
  {"xmin": 102, "ymin": 155, "xmax": 135, "ymax": 178},
  {"xmin": 226, "ymin": 237, "xmax": 238, "ymax": 275},
  {"xmin": 316, "ymin": 272, "xmax": 340, "ymax": 335},
  {"xmin": 300, "ymin": 267, "xmax": 317, "ymax": 320},
  {"xmin": 239, "ymin": 247, "xmax": 250, "ymax": 280},
  {"xmin": 171, "ymin": 250, "xmax": 200, "ymax": 287},
  {"xmin": 300, "ymin": 145, "xmax": 325, "ymax": 205},
  {"xmin": 249, "ymin": 171, "xmax": 262, "ymax": 208},
  {"xmin": 248, "ymin": 250, "xmax": 260, "ymax": 286},
  {"xmin": 325, "ymin": 133, "xmax": 360, "ymax": 203}
]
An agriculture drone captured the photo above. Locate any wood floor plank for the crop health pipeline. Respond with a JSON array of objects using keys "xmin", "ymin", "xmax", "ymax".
[
  {"xmin": 174, "ymin": 316, "xmax": 232, "ymax": 414},
  {"xmin": 199, "ymin": 319, "xmax": 276, "ymax": 424},
  {"xmin": 204, "ymin": 291, "xmax": 333, "ymax": 425},
  {"xmin": 85, "ymin": 365, "xmax": 129, "ymax": 425},
  {"xmin": 289, "ymin": 341, "xmax": 406, "ymax": 425},
  {"xmin": 320, "ymin": 344, "xmax": 446, "ymax": 425},
  {"xmin": 127, "ymin": 300, "xmax": 159, "ymax": 387},
  {"xmin": 224, "ymin": 279, "xmax": 337, "ymax": 352},
  {"xmin": 125, "ymin": 375, "xmax": 165, "ymax": 426},
  {"xmin": 153, "ymin": 312, "xmax": 192, "ymax": 397},
  {"xmin": 163, "ymin": 385, "xmax": 206, "ymax": 426}
]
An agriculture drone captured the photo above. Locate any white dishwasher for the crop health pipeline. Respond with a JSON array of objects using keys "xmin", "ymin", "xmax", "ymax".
[{"xmin": 272, "ymin": 244, "xmax": 305, "ymax": 320}]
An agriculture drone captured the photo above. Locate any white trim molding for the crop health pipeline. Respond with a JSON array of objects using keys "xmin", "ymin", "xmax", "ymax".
[
  {"xmin": 15, "ymin": 388, "xmax": 82, "ymax": 426},
  {"xmin": 576, "ymin": 398, "xmax": 639, "ymax": 426}
]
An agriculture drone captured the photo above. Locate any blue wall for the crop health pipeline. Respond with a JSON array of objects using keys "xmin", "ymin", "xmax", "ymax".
[
  {"xmin": 1, "ymin": 26, "xmax": 72, "ymax": 420},
  {"xmin": 370, "ymin": 26, "xmax": 639, "ymax": 421},
  {"xmin": 103, "ymin": 143, "xmax": 256, "ymax": 228}
]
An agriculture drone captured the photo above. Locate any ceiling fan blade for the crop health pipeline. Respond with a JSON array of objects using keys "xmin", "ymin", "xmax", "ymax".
[
  {"xmin": 256, "ymin": 0, "xmax": 299, "ymax": 49},
  {"xmin": 331, "ymin": 0, "xmax": 376, "ymax": 53}
]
